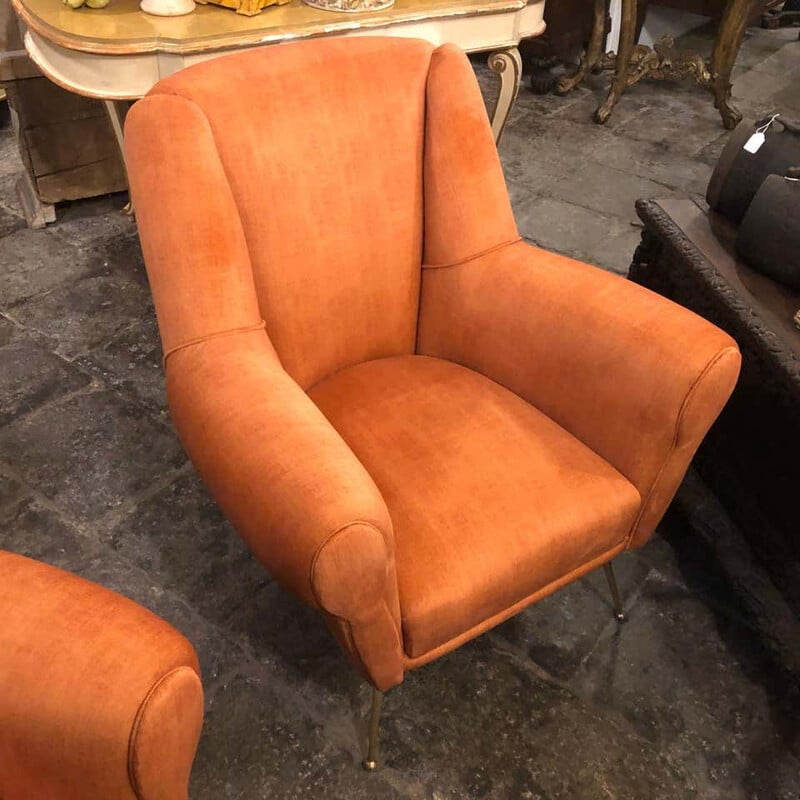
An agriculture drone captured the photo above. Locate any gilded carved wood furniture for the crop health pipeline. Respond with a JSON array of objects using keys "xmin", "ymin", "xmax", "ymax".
[
  {"xmin": 196, "ymin": 0, "xmax": 290, "ymax": 15},
  {"xmin": 761, "ymin": 0, "xmax": 800, "ymax": 27},
  {"xmin": 630, "ymin": 197, "xmax": 800, "ymax": 615},
  {"xmin": 12, "ymin": 0, "xmax": 546, "ymax": 152},
  {"xmin": 518, "ymin": 0, "xmax": 598, "ymax": 92},
  {"xmin": 556, "ymin": 0, "xmax": 756, "ymax": 128},
  {"xmin": 124, "ymin": 38, "xmax": 740, "ymax": 768}
]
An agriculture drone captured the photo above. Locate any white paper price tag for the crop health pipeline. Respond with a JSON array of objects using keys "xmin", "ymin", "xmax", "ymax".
[{"xmin": 743, "ymin": 132, "xmax": 766, "ymax": 154}]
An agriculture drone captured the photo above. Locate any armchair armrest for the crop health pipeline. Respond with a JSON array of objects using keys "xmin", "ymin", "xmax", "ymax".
[
  {"xmin": 0, "ymin": 551, "xmax": 203, "ymax": 800},
  {"xmin": 125, "ymin": 92, "xmax": 403, "ymax": 689},
  {"xmin": 417, "ymin": 240, "xmax": 741, "ymax": 547},
  {"xmin": 165, "ymin": 329, "xmax": 403, "ymax": 689}
]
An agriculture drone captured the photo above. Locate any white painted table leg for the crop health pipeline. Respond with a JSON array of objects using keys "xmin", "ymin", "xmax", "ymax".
[
  {"xmin": 488, "ymin": 46, "xmax": 522, "ymax": 144},
  {"xmin": 104, "ymin": 100, "xmax": 134, "ymax": 215}
]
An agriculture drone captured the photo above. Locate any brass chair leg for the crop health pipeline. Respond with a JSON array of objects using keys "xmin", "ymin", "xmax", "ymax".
[
  {"xmin": 603, "ymin": 561, "xmax": 627, "ymax": 622},
  {"xmin": 362, "ymin": 687, "xmax": 384, "ymax": 771}
]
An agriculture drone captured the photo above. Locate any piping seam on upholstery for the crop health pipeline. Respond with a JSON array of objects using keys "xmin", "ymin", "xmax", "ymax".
[
  {"xmin": 623, "ymin": 346, "xmax": 734, "ymax": 548},
  {"xmin": 127, "ymin": 665, "xmax": 199, "ymax": 799},
  {"xmin": 422, "ymin": 236, "xmax": 522, "ymax": 270},
  {"xmin": 162, "ymin": 321, "xmax": 266, "ymax": 366},
  {"xmin": 155, "ymin": 90, "xmax": 263, "ymax": 337},
  {"xmin": 309, "ymin": 519, "xmax": 388, "ymax": 611}
]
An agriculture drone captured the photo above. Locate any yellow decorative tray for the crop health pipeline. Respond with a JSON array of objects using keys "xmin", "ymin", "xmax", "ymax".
[{"xmin": 195, "ymin": 0, "xmax": 291, "ymax": 16}]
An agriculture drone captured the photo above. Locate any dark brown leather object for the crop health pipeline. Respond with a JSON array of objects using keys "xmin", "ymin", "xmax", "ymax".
[
  {"xmin": 707, "ymin": 116, "xmax": 800, "ymax": 223},
  {"xmin": 737, "ymin": 175, "xmax": 800, "ymax": 290}
]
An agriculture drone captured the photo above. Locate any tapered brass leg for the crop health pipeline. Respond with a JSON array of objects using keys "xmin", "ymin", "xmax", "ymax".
[
  {"xmin": 362, "ymin": 688, "xmax": 384, "ymax": 771},
  {"xmin": 603, "ymin": 562, "xmax": 627, "ymax": 622}
]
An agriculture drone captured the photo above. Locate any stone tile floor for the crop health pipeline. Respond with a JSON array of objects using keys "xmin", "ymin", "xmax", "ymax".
[{"xmin": 1, "ymin": 23, "xmax": 799, "ymax": 800}]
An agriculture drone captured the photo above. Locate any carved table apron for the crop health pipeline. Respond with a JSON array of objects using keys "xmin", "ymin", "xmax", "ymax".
[{"xmin": 13, "ymin": 0, "xmax": 546, "ymax": 158}]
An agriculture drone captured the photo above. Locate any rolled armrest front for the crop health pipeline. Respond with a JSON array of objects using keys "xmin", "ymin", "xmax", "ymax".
[
  {"xmin": 418, "ymin": 239, "xmax": 741, "ymax": 547},
  {"xmin": 0, "ymin": 551, "xmax": 203, "ymax": 800},
  {"xmin": 165, "ymin": 330, "xmax": 403, "ymax": 688}
]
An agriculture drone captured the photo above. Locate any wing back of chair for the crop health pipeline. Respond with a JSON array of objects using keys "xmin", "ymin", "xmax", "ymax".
[
  {"xmin": 422, "ymin": 44, "xmax": 519, "ymax": 268},
  {"xmin": 128, "ymin": 38, "xmax": 438, "ymax": 390},
  {"xmin": 124, "ymin": 41, "xmax": 522, "ymax": 691}
]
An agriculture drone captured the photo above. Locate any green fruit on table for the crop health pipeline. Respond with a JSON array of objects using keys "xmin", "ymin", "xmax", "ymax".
[{"xmin": 62, "ymin": 0, "xmax": 112, "ymax": 7}]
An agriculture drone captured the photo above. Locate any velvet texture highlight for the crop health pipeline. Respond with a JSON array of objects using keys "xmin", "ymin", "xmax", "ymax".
[
  {"xmin": 417, "ymin": 240, "xmax": 741, "ymax": 548},
  {"xmin": 143, "ymin": 38, "xmax": 430, "ymax": 390},
  {"xmin": 0, "ymin": 552, "xmax": 203, "ymax": 800},
  {"xmin": 310, "ymin": 355, "xmax": 641, "ymax": 658},
  {"xmin": 125, "ymin": 38, "xmax": 740, "ymax": 692}
]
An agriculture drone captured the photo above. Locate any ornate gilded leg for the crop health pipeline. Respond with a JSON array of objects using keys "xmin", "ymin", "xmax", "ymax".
[
  {"xmin": 104, "ymin": 100, "xmax": 134, "ymax": 215},
  {"xmin": 362, "ymin": 688, "xmax": 384, "ymax": 771},
  {"xmin": 710, "ymin": 0, "xmax": 751, "ymax": 129},
  {"xmin": 603, "ymin": 562, "xmax": 627, "ymax": 622},
  {"xmin": 556, "ymin": 0, "xmax": 607, "ymax": 95},
  {"xmin": 488, "ymin": 47, "xmax": 523, "ymax": 145},
  {"xmin": 595, "ymin": 0, "xmax": 638, "ymax": 124}
]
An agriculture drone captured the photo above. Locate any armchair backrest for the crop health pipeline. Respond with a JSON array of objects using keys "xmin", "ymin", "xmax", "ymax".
[{"xmin": 125, "ymin": 38, "xmax": 517, "ymax": 389}]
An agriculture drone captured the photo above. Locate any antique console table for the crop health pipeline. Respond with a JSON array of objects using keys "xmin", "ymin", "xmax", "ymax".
[
  {"xmin": 12, "ymin": 0, "xmax": 546, "ymax": 151},
  {"xmin": 556, "ymin": 0, "xmax": 755, "ymax": 128},
  {"xmin": 630, "ymin": 197, "xmax": 800, "ymax": 613}
]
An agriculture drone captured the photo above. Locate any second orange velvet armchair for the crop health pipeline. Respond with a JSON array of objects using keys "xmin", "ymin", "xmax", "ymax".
[{"xmin": 124, "ymin": 38, "xmax": 740, "ymax": 767}]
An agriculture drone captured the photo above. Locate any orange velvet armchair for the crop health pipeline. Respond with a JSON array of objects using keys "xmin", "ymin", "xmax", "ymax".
[
  {"xmin": 124, "ymin": 38, "xmax": 740, "ymax": 768},
  {"xmin": 0, "ymin": 552, "xmax": 204, "ymax": 799}
]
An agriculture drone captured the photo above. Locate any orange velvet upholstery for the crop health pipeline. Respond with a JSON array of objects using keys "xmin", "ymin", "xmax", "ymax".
[
  {"xmin": 417, "ymin": 240, "xmax": 742, "ymax": 549},
  {"xmin": 124, "ymin": 38, "xmax": 740, "ymax": 692},
  {"xmin": 309, "ymin": 355, "xmax": 642, "ymax": 660},
  {"xmin": 0, "ymin": 551, "xmax": 203, "ymax": 800},
  {"xmin": 133, "ymin": 38, "xmax": 429, "ymax": 391}
]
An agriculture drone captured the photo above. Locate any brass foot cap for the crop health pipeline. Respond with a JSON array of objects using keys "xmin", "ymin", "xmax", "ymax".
[{"xmin": 362, "ymin": 759, "xmax": 379, "ymax": 772}]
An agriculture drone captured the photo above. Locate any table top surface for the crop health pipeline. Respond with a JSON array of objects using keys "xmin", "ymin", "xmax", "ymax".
[{"xmin": 13, "ymin": 0, "xmax": 533, "ymax": 54}]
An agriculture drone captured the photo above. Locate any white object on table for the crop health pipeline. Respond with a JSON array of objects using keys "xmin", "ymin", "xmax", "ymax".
[{"xmin": 140, "ymin": 0, "xmax": 196, "ymax": 15}]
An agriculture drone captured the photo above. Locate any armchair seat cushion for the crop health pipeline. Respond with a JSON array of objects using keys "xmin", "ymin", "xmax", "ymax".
[{"xmin": 309, "ymin": 355, "xmax": 641, "ymax": 660}]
